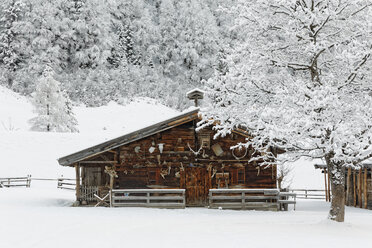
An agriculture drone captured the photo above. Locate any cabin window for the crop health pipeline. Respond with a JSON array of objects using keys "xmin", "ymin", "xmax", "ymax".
[
  {"xmin": 231, "ymin": 168, "xmax": 245, "ymax": 185},
  {"xmin": 148, "ymin": 169, "xmax": 160, "ymax": 185},
  {"xmin": 237, "ymin": 169, "xmax": 245, "ymax": 184},
  {"xmin": 198, "ymin": 133, "xmax": 211, "ymax": 149},
  {"xmin": 216, "ymin": 172, "xmax": 229, "ymax": 188}
]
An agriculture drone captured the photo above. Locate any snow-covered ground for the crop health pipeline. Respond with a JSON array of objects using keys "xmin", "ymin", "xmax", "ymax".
[
  {"xmin": 1, "ymin": 184, "xmax": 372, "ymax": 248},
  {"xmin": 0, "ymin": 86, "xmax": 323, "ymax": 188},
  {"xmin": 1, "ymin": 87, "xmax": 372, "ymax": 248}
]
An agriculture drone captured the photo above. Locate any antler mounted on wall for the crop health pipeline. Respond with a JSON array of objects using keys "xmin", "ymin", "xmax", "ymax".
[{"xmin": 187, "ymin": 142, "xmax": 203, "ymax": 156}]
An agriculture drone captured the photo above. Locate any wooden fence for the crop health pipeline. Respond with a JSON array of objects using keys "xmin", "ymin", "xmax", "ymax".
[
  {"xmin": 209, "ymin": 188, "xmax": 281, "ymax": 210},
  {"xmin": 0, "ymin": 175, "xmax": 31, "ymax": 188},
  {"xmin": 290, "ymin": 189, "xmax": 327, "ymax": 200},
  {"xmin": 80, "ymin": 186, "xmax": 99, "ymax": 202},
  {"xmin": 57, "ymin": 178, "xmax": 76, "ymax": 190},
  {"xmin": 111, "ymin": 189, "xmax": 186, "ymax": 208}
]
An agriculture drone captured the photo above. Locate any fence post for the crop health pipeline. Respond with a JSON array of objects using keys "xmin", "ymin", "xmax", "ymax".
[
  {"xmin": 209, "ymin": 190, "xmax": 213, "ymax": 207},
  {"xmin": 109, "ymin": 190, "xmax": 113, "ymax": 208},
  {"xmin": 242, "ymin": 192, "xmax": 245, "ymax": 209},
  {"xmin": 27, "ymin": 175, "xmax": 31, "ymax": 187},
  {"xmin": 183, "ymin": 190, "xmax": 186, "ymax": 207},
  {"xmin": 146, "ymin": 192, "xmax": 150, "ymax": 205}
]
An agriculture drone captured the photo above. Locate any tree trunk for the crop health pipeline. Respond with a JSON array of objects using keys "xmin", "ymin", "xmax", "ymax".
[{"xmin": 326, "ymin": 156, "xmax": 346, "ymax": 222}]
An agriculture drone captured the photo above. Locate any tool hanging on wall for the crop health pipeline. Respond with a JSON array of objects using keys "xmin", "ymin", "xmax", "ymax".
[
  {"xmin": 255, "ymin": 166, "xmax": 260, "ymax": 176},
  {"xmin": 232, "ymin": 146, "xmax": 248, "ymax": 160},
  {"xmin": 211, "ymin": 168, "xmax": 217, "ymax": 178}
]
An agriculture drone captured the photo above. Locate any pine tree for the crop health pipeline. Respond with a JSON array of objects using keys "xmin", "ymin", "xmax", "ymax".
[
  {"xmin": 30, "ymin": 65, "xmax": 78, "ymax": 132},
  {"xmin": 57, "ymin": 0, "xmax": 112, "ymax": 70},
  {"xmin": 216, "ymin": 49, "xmax": 228, "ymax": 76},
  {"xmin": 0, "ymin": 0, "xmax": 26, "ymax": 87}
]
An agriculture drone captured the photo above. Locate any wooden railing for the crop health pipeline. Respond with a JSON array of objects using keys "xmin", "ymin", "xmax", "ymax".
[
  {"xmin": 209, "ymin": 188, "xmax": 281, "ymax": 210},
  {"xmin": 111, "ymin": 189, "xmax": 186, "ymax": 208},
  {"xmin": 57, "ymin": 178, "xmax": 76, "ymax": 190},
  {"xmin": 80, "ymin": 186, "xmax": 99, "ymax": 202},
  {"xmin": 290, "ymin": 189, "xmax": 327, "ymax": 200},
  {"xmin": 0, "ymin": 175, "xmax": 31, "ymax": 188},
  {"xmin": 278, "ymin": 192, "xmax": 297, "ymax": 210}
]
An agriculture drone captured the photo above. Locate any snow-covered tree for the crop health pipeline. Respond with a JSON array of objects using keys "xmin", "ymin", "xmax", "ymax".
[
  {"xmin": 0, "ymin": 0, "xmax": 27, "ymax": 87},
  {"xmin": 30, "ymin": 66, "xmax": 78, "ymax": 132},
  {"xmin": 174, "ymin": 0, "xmax": 220, "ymax": 84},
  {"xmin": 18, "ymin": 0, "xmax": 62, "ymax": 94},
  {"xmin": 201, "ymin": 0, "xmax": 372, "ymax": 222},
  {"xmin": 57, "ymin": 0, "xmax": 112, "ymax": 70}
]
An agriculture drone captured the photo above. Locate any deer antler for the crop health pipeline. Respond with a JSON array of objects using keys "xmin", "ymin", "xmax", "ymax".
[{"xmin": 187, "ymin": 142, "xmax": 203, "ymax": 156}]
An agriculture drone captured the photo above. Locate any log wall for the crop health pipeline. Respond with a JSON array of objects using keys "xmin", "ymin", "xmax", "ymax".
[
  {"xmin": 345, "ymin": 167, "xmax": 372, "ymax": 209},
  {"xmin": 78, "ymin": 121, "xmax": 277, "ymax": 206}
]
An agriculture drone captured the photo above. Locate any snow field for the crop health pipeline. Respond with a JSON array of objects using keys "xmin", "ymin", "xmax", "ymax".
[{"xmin": 1, "ymin": 185, "xmax": 372, "ymax": 248}]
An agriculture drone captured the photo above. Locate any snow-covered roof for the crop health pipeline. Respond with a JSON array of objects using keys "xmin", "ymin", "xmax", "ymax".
[
  {"xmin": 186, "ymin": 88, "xmax": 205, "ymax": 98},
  {"xmin": 58, "ymin": 108, "xmax": 200, "ymax": 166}
]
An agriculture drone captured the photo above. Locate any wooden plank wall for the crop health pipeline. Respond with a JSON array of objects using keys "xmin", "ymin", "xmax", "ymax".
[
  {"xmin": 345, "ymin": 167, "xmax": 372, "ymax": 209},
  {"xmin": 78, "ymin": 121, "xmax": 277, "ymax": 206}
]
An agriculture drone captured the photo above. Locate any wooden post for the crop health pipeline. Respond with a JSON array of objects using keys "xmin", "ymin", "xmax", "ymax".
[
  {"xmin": 109, "ymin": 190, "xmax": 112, "ymax": 208},
  {"xmin": 324, "ymin": 169, "xmax": 328, "ymax": 202},
  {"xmin": 353, "ymin": 170, "xmax": 357, "ymax": 207},
  {"xmin": 364, "ymin": 168, "xmax": 368, "ymax": 209},
  {"xmin": 75, "ymin": 164, "xmax": 81, "ymax": 202},
  {"xmin": 209, "ymin": 190, "xmax": 212, "ymax": 207},
  {"xmin": 242, "ymin": 192, "xmax": 245, "ymax": 209},
  {"xmin": 327, "ymin": 169, "xmax": 331, "ymax": 202},
  {"xmin": 346, "ymin": 168, "xmax": 351, "ymax": 206},
  {"xmin": 358, "ymin": 169, "xmax": 362, "ymax": 208}
]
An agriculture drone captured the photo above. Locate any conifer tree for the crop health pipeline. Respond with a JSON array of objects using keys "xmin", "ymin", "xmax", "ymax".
[
  {"xmin": 0, "ymin": 0, "xmax": 26, "ymax": 87},
  {"xmin": 30, "ymin": 65, "xmax": 78, "ymax": 132}
]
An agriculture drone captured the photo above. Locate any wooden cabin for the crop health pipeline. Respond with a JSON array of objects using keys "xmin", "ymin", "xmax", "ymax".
[
  {"xmin": 314, "ymin": 164, "xmax": 372, "ymax": 209},
  {"xmin": 58, "ymin": 109, "xmax": 278, "ymax": 208}
]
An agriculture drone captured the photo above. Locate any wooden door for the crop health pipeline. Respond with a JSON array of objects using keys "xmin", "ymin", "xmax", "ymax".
[
  {"xmin": 185, "ymin": 167, "xmax": 207, "ymax": 206},
  {"xmin": 83, "ymin": 167, "xmax": 101, "ymax": 186}
]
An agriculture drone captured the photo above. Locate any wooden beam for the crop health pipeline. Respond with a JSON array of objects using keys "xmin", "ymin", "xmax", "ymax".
[
  {"xmin": 353, "ymin": 170, "xmax": 357, "ymax": 207},
  {"xmin": 346, "ymin": 167, "xmax": 351, "ymax": 206},
  {"xmin": 75, "ymin": 164, "xmax": 81, "ymax": 202},
  {"xmin": 358, "ymin": 169, "xmax": 362, "ymax": 208},
  {"xmin": 79, "ymin": 161, "xmax": 117, "ymax": 164},
  {"xmin": 327, "ymin": 169, "xmax": 331, "ymax": 202},
  {"xmin": 364, "ymin": 167, "xmax": 368, "ymax": 209},
  {"xmin": 324, "ymin": 169, "xmax": 328, "ymax": 202}
]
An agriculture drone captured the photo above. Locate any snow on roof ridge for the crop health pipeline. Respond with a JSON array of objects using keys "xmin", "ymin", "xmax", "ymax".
[{"xmin": 186, "ymin": 88, "xmax": 205, "ymax": 96}]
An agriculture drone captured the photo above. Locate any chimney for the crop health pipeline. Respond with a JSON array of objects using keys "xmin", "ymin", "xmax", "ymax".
[{"xmin": 186, "ymin": 88, "xmax": 204, "ymax": 107}]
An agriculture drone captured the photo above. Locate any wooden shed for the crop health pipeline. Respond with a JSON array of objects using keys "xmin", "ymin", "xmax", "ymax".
[
  {"xmin": 58, "ymin": 109, "xmax": 278, "ymax": 208},
  {"xmin": 314, "ymin": 163, "xmax": 372, "ymax": 209}
]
